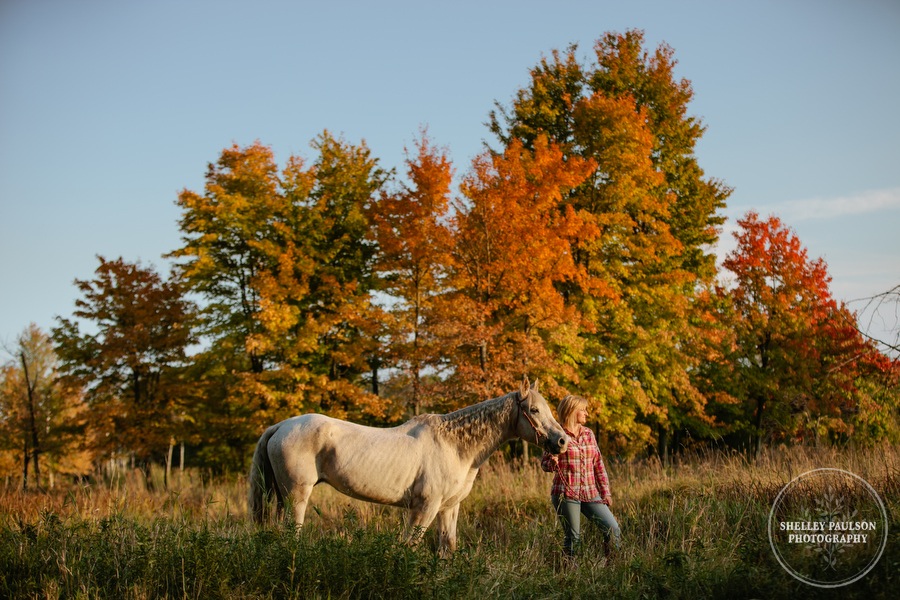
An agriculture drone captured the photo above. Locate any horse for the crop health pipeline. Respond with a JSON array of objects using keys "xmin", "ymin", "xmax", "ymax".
[{"xmin": 247, "ymin": 377, "xmax": 568, "ymax": 555}]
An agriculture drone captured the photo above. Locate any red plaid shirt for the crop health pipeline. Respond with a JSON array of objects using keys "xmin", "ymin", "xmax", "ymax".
[{"xmin": 541, "ymin": 426, "xmax": 611, "ymax": 503}]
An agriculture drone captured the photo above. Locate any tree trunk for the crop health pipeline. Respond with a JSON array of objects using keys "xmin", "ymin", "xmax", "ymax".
[
  {"xmin": 22, "ymin": 436, "xmax": 30, "ymax": 491},
  {"xmin": 657, "ymin": 425, "xmax": 670, "ymax": 467},
  {"xmin": 371, "ymin": 364, "xmax": 380, "ymax": 397},
  {"xmin": 165, "ymin": 438, "xmax": 175, "ymax": 490},
  {"xmin": 20, "ymin": 352, "xmax": 41, "ymax": 489},
  {"xmin": 753, "ymin": 396, "xmax": 766, "ymax": 458}
]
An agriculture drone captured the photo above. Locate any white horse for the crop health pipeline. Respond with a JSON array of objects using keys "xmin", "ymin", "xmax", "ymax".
[{"xmin": 248, "ymin": 377, "xmax": 568, "ymax": 555}]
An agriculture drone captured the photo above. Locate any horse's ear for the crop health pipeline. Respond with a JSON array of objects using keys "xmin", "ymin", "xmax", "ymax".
[
  {"xmin": 532, "ymin": 378, "xmax": 540, "ymax": 394},
  {"xmin": 519, "ymin": 375, "xmax": 530, "ymax": 400}
]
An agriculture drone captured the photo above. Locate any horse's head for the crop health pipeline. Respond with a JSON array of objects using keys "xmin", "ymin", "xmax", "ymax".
[{"xmin": 516, "ymin": 377, "xmax": 568, "ymax": 455}]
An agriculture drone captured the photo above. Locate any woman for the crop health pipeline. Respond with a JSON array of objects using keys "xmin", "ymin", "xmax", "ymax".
[{"xmin": 541, "ymin": 394, "xmax": 621, "ymax": 558}]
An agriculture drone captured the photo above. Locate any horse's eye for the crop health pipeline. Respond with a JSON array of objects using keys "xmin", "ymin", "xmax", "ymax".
[{"xmin": 530, "ymin": 407, "xmax": 540, "ymax": 414}]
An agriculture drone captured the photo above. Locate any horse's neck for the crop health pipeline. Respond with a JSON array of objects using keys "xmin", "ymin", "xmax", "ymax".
[{"xmin": 437, "ymin": 394, "xmax": 517, "ymax": 467}]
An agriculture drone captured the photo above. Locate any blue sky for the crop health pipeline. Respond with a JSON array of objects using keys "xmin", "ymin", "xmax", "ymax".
[{"xmin": 1, "ymin": 0, "xmax": 898, "ymax": 352}]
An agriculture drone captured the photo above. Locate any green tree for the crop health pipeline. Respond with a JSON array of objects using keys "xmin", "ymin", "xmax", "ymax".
[
  {"xmin": 170, "ymin": 140, "xmax": 310, "ymax": 457},
  {"xmin": 298, "ymin": 132, "xmax": 390, "ymax": 419},
  {"xmin": 171, "ymin": 141, "xmax": 282, "ymax": 376},
  {"xmin": 170, "ymin": 135, "xmax": 389, "ymax": 448},
  {"xmin": 489, "ymin": 30, "xmax": 731, "ymax": 455},
  {"xmin": 53, "ymin": 257, "xmax": 195, "ymax": 473}
]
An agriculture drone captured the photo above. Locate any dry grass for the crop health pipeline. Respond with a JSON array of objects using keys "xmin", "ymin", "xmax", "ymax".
[
  {"xmin": 1, "ymin": 444, "xmax": 898, "ymax": 599},
  {"xmin": 4, "ymin": 443, "xmax": 895, "ymax": 524}
]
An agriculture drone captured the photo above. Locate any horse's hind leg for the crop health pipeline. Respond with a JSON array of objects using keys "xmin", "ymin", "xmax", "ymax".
[
  {"xmin": 272, "ymin": 457, "xmax": 317, "ymax": 529},
  {"xmin": 287, "ymin": 482, "xmax": 315, "ymax": 528}
]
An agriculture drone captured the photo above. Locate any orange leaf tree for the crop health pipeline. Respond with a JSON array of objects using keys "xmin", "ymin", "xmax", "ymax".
[
  {"xmin": 369, "ymin": 132, "xmax": 454, "ymax": 416},
  {"xmin": 720, "ymin": 212, "xmax": 896, "ymax": 450},
  {"xmin": 440, "ymin": 136, "xmax": 593, "ymax": 406}
]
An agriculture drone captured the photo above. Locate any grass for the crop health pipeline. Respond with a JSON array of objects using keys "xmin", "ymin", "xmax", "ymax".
[{"xmin": 1, "ymin": 444, "xmax": 898, "ymax": 599}]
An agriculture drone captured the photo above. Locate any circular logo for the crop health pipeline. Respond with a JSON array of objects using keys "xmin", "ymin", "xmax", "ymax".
[{"xmin": 768, "ymin": 468, "xmax": 888, "ymax": 588}]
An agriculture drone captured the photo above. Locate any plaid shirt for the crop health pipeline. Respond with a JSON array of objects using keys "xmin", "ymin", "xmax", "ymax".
[{"xmin": 541, "ymin": 426, "xmax": 611, "ymax": 503}]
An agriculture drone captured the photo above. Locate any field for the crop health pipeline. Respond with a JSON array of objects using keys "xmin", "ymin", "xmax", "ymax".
[{"xmin": 2, "ymin": 445, "xmax": 898, "ymax": 599}]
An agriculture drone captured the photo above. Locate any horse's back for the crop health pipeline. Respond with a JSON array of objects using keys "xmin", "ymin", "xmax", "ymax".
[
  {"xmin": 264, "ymin": 413, "xmax": 439, "ymax": 505},
  {"xmin": 268, "ymin": 413, "xmax": 429, "ymax": 452}
]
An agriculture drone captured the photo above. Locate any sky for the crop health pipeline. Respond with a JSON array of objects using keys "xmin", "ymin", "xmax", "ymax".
[{"xmin": 1, "ymin": 0, "xmax": 899, "ymax": 354}]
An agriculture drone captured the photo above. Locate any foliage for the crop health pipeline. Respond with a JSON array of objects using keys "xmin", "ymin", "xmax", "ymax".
[
  {"xmin": 369, "ymin": 131, "xmax": 455, "ymax": 416},
  {"xmin": 0, "ymin": 325, "xmax": 90, "ymax": 486},
  {"xmin": 168, "ymin": 134, "xmax": 390, "ymax": 469},
  {"xmin": 487, "ymin": 29, "xmax": 732, "ymax": 455},
  {"xmin": 52, "ymin": 257, "xmax": 195, "ymax": 466},
  {"xmin": 38, "ymin": 29, "xmax": 899, "ymax": 473},
  {"xmin": 719, "ymin": 212, "xmax": 899, "ymax": 451},
  {"xmin": 443, "ymin": 136, "xmax": 594, "ymax": 405}
]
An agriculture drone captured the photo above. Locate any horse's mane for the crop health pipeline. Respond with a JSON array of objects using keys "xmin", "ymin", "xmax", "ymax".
[{"xmin": 429, "ymin": 392, "xmax": 518, "ymax": 449}]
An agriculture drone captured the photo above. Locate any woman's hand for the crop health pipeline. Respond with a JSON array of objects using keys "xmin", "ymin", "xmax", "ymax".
[{"xmin": 540, "ymin": 452, "xmax": 560, "ymax": 473}]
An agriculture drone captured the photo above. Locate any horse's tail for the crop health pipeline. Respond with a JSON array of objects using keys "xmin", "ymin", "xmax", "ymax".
[{"xmin": 248, "ymin": 424, "xmax": 281, "ymax": 523}]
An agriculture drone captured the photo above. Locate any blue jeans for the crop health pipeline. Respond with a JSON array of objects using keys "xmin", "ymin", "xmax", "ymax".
[{"xmin": 552, "ymin": 495, "xmax": 621, "ymax": 556}]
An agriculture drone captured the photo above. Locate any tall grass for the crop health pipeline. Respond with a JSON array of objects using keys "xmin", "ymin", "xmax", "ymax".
[{"xmin": 1, "ymin": 445, "xmax": 897, "ymax": 599}]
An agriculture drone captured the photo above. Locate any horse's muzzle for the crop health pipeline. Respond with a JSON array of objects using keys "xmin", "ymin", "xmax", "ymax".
[{"xmin": 545, "ymin": 433, "xmax": 568, "ymax": 455}]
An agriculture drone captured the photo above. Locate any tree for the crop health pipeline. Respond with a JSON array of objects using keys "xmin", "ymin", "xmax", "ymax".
[
  {"xmin": 488, "ymin": 29, "xmax": 731, "ymax": 455},
  {"xmin": 171, "ymin": 141, "xmax": 282, "ymax": 376},
  {"xmin": 170, "ymin": 135, "xmax": 390, "ymax": 449},
  {"xmin": 297, "ymin": 132, "xmax": 390, "ymax": 419},
  {"xmin": 0, "ymin": 324, "xmax": 89, "ymax": 489},
  {"xmin": 53, "ymin": 257, "xmax": 195, "ymax": 472},
  {"xmin": 851, "ymin": 284, "xmax": 900, "ymax": 355},
  {"xmin": 442, "ymin": 136, "xmax": 593, "ymax": 406},
  {"xmin": 573, "ymin": 90, "xmax": 717, "ymax": 453},
  {"xmin": 844, "ymin": 285, "xmax": 900, "ymax": 443},
  {"xmin": 589, "ymin": 30, "xmax": 728, "ymax": 280},
  {"xmin": 170, "ymin": 140, "xmax": 309, "ymax": 458},
  {"xmin": 490, "ymin": 30, "xmax": 729, "ymax": 282},
  {"xmin": 369, "ymin": 132, "xmax": 454, "ymax": 416},
  {"xmin": 719, "ymin": 212, "xmax": 892, "ymax": 451},
  {"xmin": 239, "ymin": 133, "xmax": 390, "ymax": 422}
]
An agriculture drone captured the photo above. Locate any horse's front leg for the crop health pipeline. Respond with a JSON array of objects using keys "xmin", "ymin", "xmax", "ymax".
[
  {"xmin": 435, "ymin": 504, "xmax": 460, "ymax": 558},
  {"xmin": 403, "ymin": 501, "xmax": 441, "ymax": 547}
]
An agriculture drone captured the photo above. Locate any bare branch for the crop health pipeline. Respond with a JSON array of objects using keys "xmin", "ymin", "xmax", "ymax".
[{"xmin": 848, "ymin": 284, "xmax": 900, "ymax": 356}]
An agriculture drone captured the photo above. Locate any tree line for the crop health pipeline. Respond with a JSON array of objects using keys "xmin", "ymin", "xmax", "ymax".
[{"xmin": 2, "ymin": 30, "xmax": 897, "ymax": 484}]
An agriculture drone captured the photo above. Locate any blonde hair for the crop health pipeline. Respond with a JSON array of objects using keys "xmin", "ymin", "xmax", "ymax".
[{"xmin": 556, "ymin": 395, "xmax": 589, "ymax": 432}]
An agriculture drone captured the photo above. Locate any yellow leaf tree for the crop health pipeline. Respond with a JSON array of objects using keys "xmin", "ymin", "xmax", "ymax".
[{"xmin": 1, "ymin": 325, "xmax": 90, "ymax": 488}]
